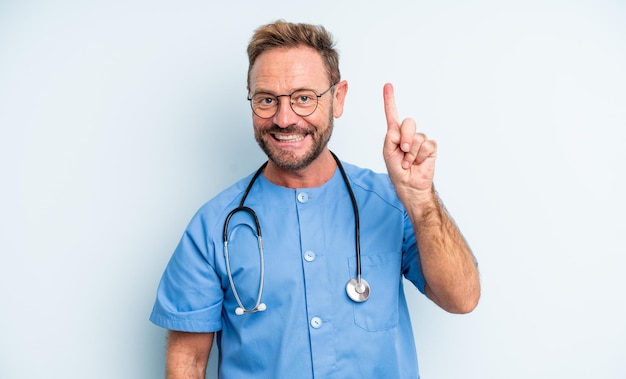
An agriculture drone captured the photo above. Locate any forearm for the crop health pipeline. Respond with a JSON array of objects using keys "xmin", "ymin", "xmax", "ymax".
[
  {"xmin": 166, "ymin": 355, "xmax": 207, "ymax": 379},
  {"xmin": 166, "ymin": 331, "xmax": 214, "ymax": 379},
  {"xmin": 406, "ymin": 188, "xmax": 480, "ymax": 314}
]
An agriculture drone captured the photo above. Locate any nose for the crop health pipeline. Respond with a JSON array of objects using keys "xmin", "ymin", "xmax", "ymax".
[{"xmin": 272, "ymin": 96, "xmax": 300, "ymax": 128}]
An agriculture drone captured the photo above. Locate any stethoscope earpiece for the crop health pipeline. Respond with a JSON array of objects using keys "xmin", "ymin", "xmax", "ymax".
[{"xmin": 235, "ymin": 303, "xmax": 266, "ymax": 316}]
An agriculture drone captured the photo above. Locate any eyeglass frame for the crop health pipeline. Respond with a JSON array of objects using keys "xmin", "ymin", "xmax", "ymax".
[{"xmin": 247, "ymin": 83, "xmax": 337, "ymax": 119}]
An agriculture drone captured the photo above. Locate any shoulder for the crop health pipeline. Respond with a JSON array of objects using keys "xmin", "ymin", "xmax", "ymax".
[
  {"xmin": 340, "ymin": 160, "xmax": 393, "ymax": 192},
  {"xmin": 185, "ymin": 170, "xmax": 260, "ymax": 237},
  {"xmin": 340, "ymin": 161, "xmax": 402, "ymax": 208}
]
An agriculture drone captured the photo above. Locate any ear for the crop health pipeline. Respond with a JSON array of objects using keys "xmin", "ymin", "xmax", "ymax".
[{"xmin": 332, "ymin": 80, "xmax": 348, "ymax": 118}]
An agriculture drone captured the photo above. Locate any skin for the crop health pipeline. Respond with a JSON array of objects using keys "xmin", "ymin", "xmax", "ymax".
[
  {"xmin": 166, "ymin": 331, "xmax": 213, "ymax": 379},
  {"xmin": 166, "ymin": 45, "xmax": 480, "ymax": 378}
]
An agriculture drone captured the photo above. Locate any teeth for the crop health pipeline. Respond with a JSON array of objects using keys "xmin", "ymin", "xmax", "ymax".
[{"xmin": 273, "ymin": 134, "xmax": 304, "ymax": 142}]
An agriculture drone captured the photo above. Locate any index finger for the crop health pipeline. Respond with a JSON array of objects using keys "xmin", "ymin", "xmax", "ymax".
[{"xmin": 383, "ymin": 83, "xmax": 400, "ymax": 129}]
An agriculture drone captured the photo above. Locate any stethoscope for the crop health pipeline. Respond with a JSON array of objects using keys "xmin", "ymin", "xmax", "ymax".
[{"xmin": 223, "ymin": 152, "xmax": 370, "ymax": 316}]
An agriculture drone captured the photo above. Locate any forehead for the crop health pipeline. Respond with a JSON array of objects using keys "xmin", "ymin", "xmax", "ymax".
[{"xmin": 249, "ymin": 46, "xmax": 328, "ymax": 92}]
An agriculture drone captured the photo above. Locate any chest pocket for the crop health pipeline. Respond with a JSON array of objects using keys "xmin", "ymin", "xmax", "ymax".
[{"xmin": 348, "ymin": 252, "xmax": 402, "ymax": 331}]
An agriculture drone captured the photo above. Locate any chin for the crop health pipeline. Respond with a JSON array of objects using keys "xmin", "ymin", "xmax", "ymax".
[{"xmin": 266, "ymin": 147, "xmax": 320, "ymax": 171}]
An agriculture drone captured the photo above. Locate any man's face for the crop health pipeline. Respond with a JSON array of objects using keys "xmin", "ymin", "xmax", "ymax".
[{"xmin": 248, "ymin": 46, "xmax": 338, "ymax": 171}]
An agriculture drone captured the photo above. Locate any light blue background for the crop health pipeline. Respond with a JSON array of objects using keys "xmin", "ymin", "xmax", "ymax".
[{"xmin": 1, "ymin": 1, "xmax": 625, "ymax": 378}]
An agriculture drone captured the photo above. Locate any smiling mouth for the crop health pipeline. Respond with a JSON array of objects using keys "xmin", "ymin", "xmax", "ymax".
[{"xmin": 271, "ymin": 133, "xmax": 306, "ymax": 143}]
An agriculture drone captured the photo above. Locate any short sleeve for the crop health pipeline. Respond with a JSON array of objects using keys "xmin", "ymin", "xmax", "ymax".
[
  {"xmin": 149, "ymin": 213, "xmax": 224, "ymax": 332},
  {"xmin": 401, "ymin": 211, "xmax": 426, "ymax": 294}
]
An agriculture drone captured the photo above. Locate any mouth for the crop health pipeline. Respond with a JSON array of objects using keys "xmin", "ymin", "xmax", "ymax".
[{"xmin": 271, "ymin": 132, "xmax": 306, "ymax": 143}]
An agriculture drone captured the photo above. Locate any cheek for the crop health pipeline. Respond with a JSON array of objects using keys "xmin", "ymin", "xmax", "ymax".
[
  {"xmin": 252, "ymin": 117, "xmax": 271, "ymax": 130},
  {"xmin": 315, "ymin": 102, "xmax": 335, "ymax": 120},
  {"xmin": 312, "ymin": 105, "xmax": 334, "ymax": 125}
]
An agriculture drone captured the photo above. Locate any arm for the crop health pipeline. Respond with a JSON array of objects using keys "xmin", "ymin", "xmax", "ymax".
[
  {"xmin": 405, "ymin": 186, "xmax": 480, "ymax": 313},
  {"xmin": 382, "ymin": 83, "xmax": 480, "ymax": 314},
  {"xmin": 166, "ymin": 331, "xmax": 214, "ymax": 379}
]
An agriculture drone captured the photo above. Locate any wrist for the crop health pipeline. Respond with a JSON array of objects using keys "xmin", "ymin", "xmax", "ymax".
[{"xmin": 398, "ymin": 186, "xmax": 440, "ymax": 221}]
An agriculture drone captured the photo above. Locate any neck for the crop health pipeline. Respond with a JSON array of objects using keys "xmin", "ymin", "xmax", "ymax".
[{"xmin": 263, "ymin": 149, "xmax": 337, "ymax": 188}]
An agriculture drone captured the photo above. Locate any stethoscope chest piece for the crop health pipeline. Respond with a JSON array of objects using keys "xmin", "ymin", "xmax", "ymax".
[{"xmin": 346, "ymin": 277, "xmax": 370, "ymax": 302}]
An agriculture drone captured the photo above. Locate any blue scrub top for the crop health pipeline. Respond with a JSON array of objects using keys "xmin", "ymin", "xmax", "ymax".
[{"xmin": 150, "ymin": 161, "xmax": 426, "ymax": 378}]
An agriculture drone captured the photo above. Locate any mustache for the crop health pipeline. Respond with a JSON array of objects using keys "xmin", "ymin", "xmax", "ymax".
[{"xmin": 263, "ymin": 125, "xmax": 313, "ymax": 134}]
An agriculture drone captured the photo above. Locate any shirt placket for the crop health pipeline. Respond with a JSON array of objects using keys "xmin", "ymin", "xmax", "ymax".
[{"xmin": 295, "ymin": 189, "xmax": 337, "ymax": 378}]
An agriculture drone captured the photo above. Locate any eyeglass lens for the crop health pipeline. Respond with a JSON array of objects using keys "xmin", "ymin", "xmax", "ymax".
[{"xmin": 250, "ymin": 90, "xmax": 319, "ymax": 118}]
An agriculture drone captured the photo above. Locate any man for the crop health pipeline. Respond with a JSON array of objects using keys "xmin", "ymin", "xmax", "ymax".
[{"xmin": 150, "ymin": 20, "xmax": 480, "ymax": 378}]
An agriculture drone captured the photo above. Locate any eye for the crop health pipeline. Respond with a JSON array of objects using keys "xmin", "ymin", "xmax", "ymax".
[
  {"xmin": 293, "ymin": 91, "xmax": 315, "ymax": 105},
  {"xmin": 254, "ymin": 95, "xmax": 277, "ymax": 108}
]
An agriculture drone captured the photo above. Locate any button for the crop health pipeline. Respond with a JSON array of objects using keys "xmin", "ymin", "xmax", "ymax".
[
  {"xmin": 310, "ymin": 317, "xmax": 323, "ymax": 329},
  {"xmin": 304, "ymin": 250, "xmax": 316, "ymax": 262},
  {"xmin": 297, "ymin": 192, "xmax": 309, "ymax": 203}
]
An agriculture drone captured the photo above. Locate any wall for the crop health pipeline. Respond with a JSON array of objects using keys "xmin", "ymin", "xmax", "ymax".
[{"xmin": 1, "ymin": 0, "xmax": 625, "ymax": 378}]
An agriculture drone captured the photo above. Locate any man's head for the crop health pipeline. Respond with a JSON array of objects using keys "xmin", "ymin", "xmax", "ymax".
[{"xmin": 246, "ymin": 21, "xmax": 347, "ymax": 173}]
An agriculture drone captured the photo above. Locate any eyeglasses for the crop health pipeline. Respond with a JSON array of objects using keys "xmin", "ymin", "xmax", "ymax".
[{"xmin": 247, "ymin": 84, "xmax": 336, "ymax": 119}]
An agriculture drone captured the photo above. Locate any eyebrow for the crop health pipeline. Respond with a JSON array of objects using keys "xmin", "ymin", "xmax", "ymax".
[{"xmin": 250, "ymin": 87, "xmax": 318, "ymax": 96}]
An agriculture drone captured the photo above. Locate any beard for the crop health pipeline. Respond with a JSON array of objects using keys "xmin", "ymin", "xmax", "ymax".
[{"xmin": 254, "ymin": 111, "xmax": 334, "ymax": 171}]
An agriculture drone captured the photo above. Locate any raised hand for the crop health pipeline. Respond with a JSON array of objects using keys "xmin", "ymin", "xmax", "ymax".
[
  {"xmin": 383, "ymin": 84, "xmax": 480, "ymax": 314},
  {"xmin": 382, "ymin": 83, "xmax": 437, "ymax": 199}
]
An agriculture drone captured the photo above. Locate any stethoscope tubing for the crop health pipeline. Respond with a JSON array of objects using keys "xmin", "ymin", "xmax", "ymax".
[
  {"xmin": 333, "ymin": 153, "xmax": 361, "ymax": 280},
  {"xmin": 222, "ymin": 162, "xmax": 268, "ymax": 315},
  {"xmin": 222, "ymin": 152, "xmax": 369, "ymax": 315},
  {"xmin": 223, "ymin": 206, "xmax": 265, "ymax": 315}
]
